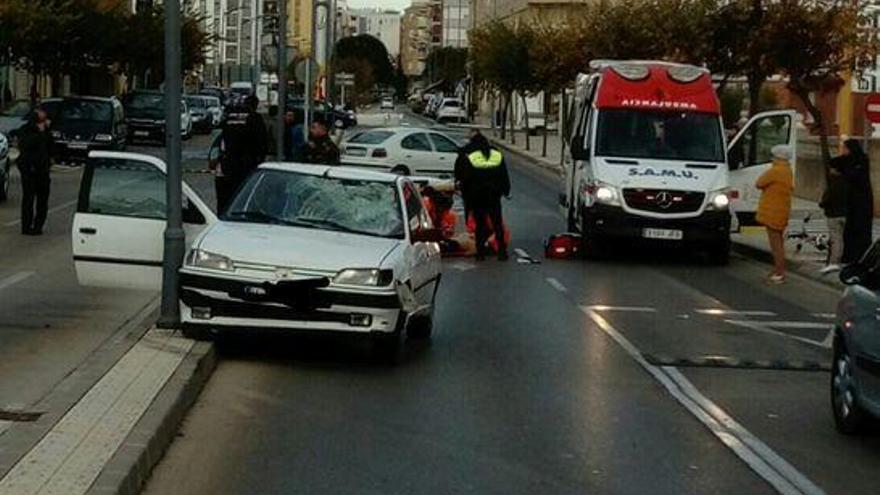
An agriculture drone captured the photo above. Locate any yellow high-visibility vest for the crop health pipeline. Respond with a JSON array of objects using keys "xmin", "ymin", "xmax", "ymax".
[{"xmin": 468, "ymin": 150, "xmax": 503, "ymax": 169}]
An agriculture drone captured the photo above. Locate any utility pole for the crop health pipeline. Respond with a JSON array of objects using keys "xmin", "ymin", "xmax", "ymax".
[
  {"xmin": 158, "ymin": 0, "xmax": 184, "ymax": 329},
  {"xmin": 276, "ymin": 0, "xmax": 287, "ymax": 159}
]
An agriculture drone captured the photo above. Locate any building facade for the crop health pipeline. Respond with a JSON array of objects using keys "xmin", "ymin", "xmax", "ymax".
[
  {"xmin": 352, "ymin": 8, "xmax": 402, "ymax": 57},
  {"xmin": 441, "ymin": 0, "xmax": 469, "ymax": 48}
]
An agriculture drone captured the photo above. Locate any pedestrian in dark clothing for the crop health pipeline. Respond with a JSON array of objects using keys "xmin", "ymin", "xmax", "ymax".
[
  {"xmin": 283, "ymin": 110, "xmax": 306, "ymax": 162},
  {"xmin": 17, "ymin": 109, "xmax": 53, "ymax": 235},
  {"xmin": 456, "ymin": 132, "xmax": 510, "ymax": 261},
  {"xmin": 454, "ymin": 129, "xmax": 483, "ymax": 218},
  {"xmin": 836, "ymin": 139, "xmax": 874, "ymax": 263},
  {"xmin": 820, "ymin": 159, "xmax": 848, "ymax": 272},
  {"xmin": 303, "ymin": 118, "xmax": 339, "ymax": 165},
  {"xmin": 215, "ymin": 95, "xmax": 268, "ymax": 213}
]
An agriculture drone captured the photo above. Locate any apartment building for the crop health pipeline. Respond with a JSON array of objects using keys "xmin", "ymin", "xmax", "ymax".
[
  {"xmin": 441, "ymin": 0, "xmax": 469, "ymax": 48},
  {"xmin": 353, "ymin": 8, "xmax": 402, "ymax": 57}
]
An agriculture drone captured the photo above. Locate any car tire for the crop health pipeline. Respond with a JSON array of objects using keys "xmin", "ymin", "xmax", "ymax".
[
  {"xmin": 707, "ymin": 239, "xmax": 731, "ymax": 266},
  {"xmin": 566, "ymin": 207, "xmax": 578, "ymax": 233},
  {"xmin": 372, "ymin": 319, "xmax": 405, "ymax": 365},
  {"xmin": 182, "ymin": 325, "xmax": 214, "ymax": 341},
  {"xmin": 391, "ymin": 165, "xmax": 410, "ymax": 176},
  {"xmin": 832, "ymin": 337, "xmax": 870, "ymax": 434},
  {"xmin": 580, "ymin": 214, "xmax": 604, "ymax": 259},
  {"xmin": 407, "ymin": 312, "xmax": 434, "ymax": 340},
  {"xmin": 0, "ymin": 161, "xmax": 9, "ymax": 202}
]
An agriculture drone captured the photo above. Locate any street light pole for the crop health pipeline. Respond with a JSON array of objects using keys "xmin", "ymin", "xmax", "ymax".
[
  {"xmin": 158, "ymin": 0, "xmax": 184, "ymax": 329},
  {"xmin": 276, "ymin": 0, "xmax": 287, "ymax": 159}
]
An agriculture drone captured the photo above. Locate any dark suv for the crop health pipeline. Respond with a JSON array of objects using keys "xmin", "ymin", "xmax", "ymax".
[
  {"xmin": 49, "ymin": 96, "xmax": 126, "ymax": 163},
  {"xmin": 123, "ymin": 90, "xmax": 166, "ymax": 143}
]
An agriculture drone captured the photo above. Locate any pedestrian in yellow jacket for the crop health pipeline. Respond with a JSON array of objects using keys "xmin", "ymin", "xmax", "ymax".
[{"xmin": 756, "ymin": 145, "xmax": 794, "ymax": 284}]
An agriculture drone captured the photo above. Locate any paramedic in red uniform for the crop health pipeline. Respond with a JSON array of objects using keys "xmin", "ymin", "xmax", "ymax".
[{"xmin": 455, "ymin": 133, "xmax": 510, "ymax": 261}]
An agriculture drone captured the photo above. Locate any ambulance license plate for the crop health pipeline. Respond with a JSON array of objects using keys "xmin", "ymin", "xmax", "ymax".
[{"xmin": 642, "ymin": 228, "xmax": 683, "ymax": 240}]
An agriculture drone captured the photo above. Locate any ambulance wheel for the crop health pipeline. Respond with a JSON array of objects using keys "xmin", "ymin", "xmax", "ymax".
[
  {"xmin": 580, "ymin": 218, "xmax": 604, "ymax": 259},
  {"xmin": 707, "ymin": 239, "xmax": 731, "ymax": 266}
]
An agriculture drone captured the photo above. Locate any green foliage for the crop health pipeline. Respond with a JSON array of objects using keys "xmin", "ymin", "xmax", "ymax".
[
  {"xmin": 334, "ymin": 35, "xmax": 395, "ymax": 85},
  {"xmin": 424, "ymin": 47, "xmax": 468, "ymax": 85}
]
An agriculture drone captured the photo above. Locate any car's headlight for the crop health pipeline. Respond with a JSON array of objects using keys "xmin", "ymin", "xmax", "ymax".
[
  {"xmin": 94, "ymin": 134, "xmax": 113, "ymax": 142},
  {"xmin": 590, "ymin": 183, "xmax": 620, "ymax": 206},
  {"xmin": 186, "ymin": 249, "xmax": 235, "ymax": 271},
  {"xmin": 708, "ymin": 191, "xmax": 730, "ymax": 210},
  {"xmin": 51, "ymin": 130, "xmax": 61, "ymax": 139},
  {"xmin": 333, "ymin": 268, "xmax": 393, "ymax": 286}
]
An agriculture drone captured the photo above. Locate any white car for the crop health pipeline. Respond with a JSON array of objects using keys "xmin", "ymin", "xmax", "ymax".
[
  {"xmin": 71, "ymin": 152, "xmax": 442, "ymax": 361},
  {"xmin": 180, "ymin": 99, "xmax": 193, "ymax": 140},
  {"xmin": 380, "ymin": 97, "xmax": 394, "ymax": 110},
  {"xmin": 340, "ymin": 127, "xmax": 462, "ymax": 176},
  {"xmin": 435, "ymin": 98, "xmax": 467, "ymax": 124},
  {"xmin": 204, "ymin": 96, "xmax": 223, "ymax": 127},
  {"xmin": 0, "ymin": 132, "xmax": 9, "ymax": 202}
]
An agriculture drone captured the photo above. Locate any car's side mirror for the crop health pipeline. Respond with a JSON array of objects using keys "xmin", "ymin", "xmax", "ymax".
[
  {"xmin": 411, "ymin": 228, "xmax": 442, "ymax": 243},
  {"xmin": 183, "ymin": 202, "xmax": 206, "ymax": 225},
  {"xmin": 570, "ymin": 135, "xmax": 589, "ymax": 161},
  {"xmin": 840, "ymin": 264, "xmax": 863, "ymax": 285}
]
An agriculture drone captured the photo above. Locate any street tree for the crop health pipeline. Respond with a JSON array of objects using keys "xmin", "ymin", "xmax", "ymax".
[
  {"xmin": 765, "ymin": 0, "xmax": 878, "ymax": 165},
  {"xmin": 334, "ymin": 34, "xmax": 395, "ymax": 87},
  {"xmin": 424, "ymin": 47, "xmax": 468, "ymax": 88}
]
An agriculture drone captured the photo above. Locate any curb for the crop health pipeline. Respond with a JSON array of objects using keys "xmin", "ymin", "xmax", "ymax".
[
  {"xmin": 488, "ymin": 136, "xmax": 562, "ymax": 175},
  {"xmin": 86, "ymin": 339, "xmax": 217, "ymax": 495},
  {"xmin": 730, "ymin": 239, "xmax": 842, "ymax": 289}
]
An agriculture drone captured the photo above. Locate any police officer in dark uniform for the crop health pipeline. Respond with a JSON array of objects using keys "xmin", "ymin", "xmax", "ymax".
[
  {"xmin": 17, "ymin": 108, "xmax": 54, "ymax": 235},
  {"xmin": 455, "ymin": 132, "xmax": 510, "ymax": 261},
  {"xmin": 214, "ymin": 94, "xmax": 268, "ymax": 213}
]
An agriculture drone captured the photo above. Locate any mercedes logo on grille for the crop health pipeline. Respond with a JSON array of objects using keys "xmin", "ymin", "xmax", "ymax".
[{"xmin": 655, "ymin": 191, "xmax": 674, "ymax": 209}]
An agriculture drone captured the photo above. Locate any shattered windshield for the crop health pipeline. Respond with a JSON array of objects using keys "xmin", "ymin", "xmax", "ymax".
[{"xmin": 224, "ymin": 170, "xmax": 405, "ymax": 239}]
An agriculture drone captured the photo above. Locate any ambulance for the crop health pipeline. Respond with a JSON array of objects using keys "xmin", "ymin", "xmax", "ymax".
[{"xmin": 560, "ymin": 60, "xmax": 797, "ymax": 263}]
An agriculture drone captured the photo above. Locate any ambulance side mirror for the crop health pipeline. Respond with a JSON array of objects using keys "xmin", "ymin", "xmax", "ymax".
[{"xmin": 571, "ymin": 134, "xmax": 589, "ymax": 161}]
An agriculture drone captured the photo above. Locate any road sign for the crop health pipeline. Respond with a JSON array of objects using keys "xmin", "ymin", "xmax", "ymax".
[{"xmin": 865, "ymin": 94, "xmax": 880, "ymax": 123}]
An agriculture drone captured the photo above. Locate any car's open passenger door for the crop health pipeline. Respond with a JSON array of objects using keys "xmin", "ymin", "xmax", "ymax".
[
  {"xmin": 726, "ymin": 110, "xmax": 798, "ymax": 226},
  {"xmin": 72, "ymin": 151, "xmax": 216, "ymax": 290}
]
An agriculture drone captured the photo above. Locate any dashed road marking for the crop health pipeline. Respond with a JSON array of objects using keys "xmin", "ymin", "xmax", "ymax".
[
  {"xmin": 584, "ymin": 307, "xmax": 826, "ymax": 495},
  {"xmin": 811, "ymin": 313, "xmax": 836, "ymax": 320},
  {"xmin": 695, "ymin": 309, "xmax": 777, "ymax": 317},
  {"xmin": 0, "ymin": 271, "xmax": 35, "ymax": 291},
  {"xmin": 545, "ymin": 277, "xmax": 567, "ymax": 293},
  {"xmin": 586, "ymin": 305, "xmax": 657, "ymax": 313},
  {"xmin": 725, "ymin": 320, "xmax": 833, "ymax": 349}
]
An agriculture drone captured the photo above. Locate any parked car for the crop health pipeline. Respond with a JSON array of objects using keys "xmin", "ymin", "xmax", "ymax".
[
  {"xmin": 0, "ymin": 99, "xmax": 32, "ymax": 137},
  {"xmin": 286, "ymin": 98, "xmax": 355, "ymax": 129},
  {"xmin": 124, "ymin": 91, "xmax": 192, "ymax": 144},
  {"xmin": 203, "ymin": 96, "xmax": 224, "ymax": 127},
  {"xmin": 184, "ymin": 95, "xmax": 213, "ymax": 134},
  {"xmin": 832, "ymin": 244, "xmax": 880, "ymax": 433},
  {"xmin": 199, "ymin": 87, "xmax": 229, "ymax": 107},
  {"xmin": 340, "ymin": 127, "xmax": 462, "ymax": 176},
  {"xmin": 424, "ymin": 94, "xmax": 443, "ymax": 119},
  {"xmin": 0, "ymin": 131, "xmax": 9, "ymax": 202},
  {"xmin": 435, "ymin": 98, "xmax": 467, "ymax": 124},
  {"xmin": 48, "ymin": 96, "xmax": 127, "ymax": 163},
  {"xmin": 380, "ymin": 97, "xmax": 394, "ymax": 110},
  {"xmin": 71, "ymin": 152, "xmax": 442, "ymax": 362}
]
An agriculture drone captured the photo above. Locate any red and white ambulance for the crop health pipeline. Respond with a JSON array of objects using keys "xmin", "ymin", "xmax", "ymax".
[{"xmin": 561, "ymin": 60, "xmax": 797, "ymax": 263}]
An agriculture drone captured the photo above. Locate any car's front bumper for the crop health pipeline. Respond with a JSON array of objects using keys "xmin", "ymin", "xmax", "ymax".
[
  {"xmin": 179, "ymin": 270, "xmax": 404, "ymax": 335},
  {"xmin": 583, "ymin": 204, "xmax": 730, "ymax": 244}
]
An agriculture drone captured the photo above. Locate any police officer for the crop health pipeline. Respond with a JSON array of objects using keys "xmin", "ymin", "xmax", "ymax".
[
  {"xmin": 18, "ymin": 109, "xmax": 54, "ymax": 236},
  {"xmin": 215, "ymin": 94, "xmax": 268, "ymax": 213},
  {"xmin": 303, "ymin": 117, "xmax": 340, "ymax": 165},
  {"xmin": 455, "ymin": 132, "xmax": 510, "ymax": 261}
]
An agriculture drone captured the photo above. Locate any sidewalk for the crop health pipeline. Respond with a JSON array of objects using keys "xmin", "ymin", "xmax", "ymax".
[{"xmin": 488, "ymin": 130, "xmax": 873, "ymax": 287}]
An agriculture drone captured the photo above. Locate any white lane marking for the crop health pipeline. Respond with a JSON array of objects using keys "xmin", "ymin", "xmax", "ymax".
[
  {"xmin": 725, "ymin": 320, "xmax": 832, "ymax": 349},
  {"xmin": 695, "ymin": 309, "xmax": 777, "ymax": 317},
  {"xmin": 447, "ymin": 261, "xmax": 475, "ymax": 272},
  {"xmin": 2, "ymin": 200, "xmax": 78, "ymax": 227},
  {"xmin": 747, "ymin": 321, "xmax": 833, "ymax": 330},
  {"xmin": 820, "ymin": 329, "xmax": 835, "ymax": 347},
  {"xmin": 0, "ymin": 329, "xmax": 193, "ymax": 495},
  {"xmin": 0, "ymin": 271, "xmax": 35, "ymax": 291},
  {"xmin": 0, "ymin": 421, "xmax": 11, "ymax": 437},
  {"xmin": 583, "ymin": 307, "xmax": 826, "ymax": 495},
  {"xmin": 586, "ymin": 305, "xmax": 657, "ymax": 313},
  {"xmin": 811, "ymin": 313, "xmax": 836, "ymax": 320},
  {"xmin": 514, "ymin": 248, "xmax": 531, "ymax": 259},
  {"xmin": 545, "ymin": 277, "xmax": 568, "ymax": 293}
]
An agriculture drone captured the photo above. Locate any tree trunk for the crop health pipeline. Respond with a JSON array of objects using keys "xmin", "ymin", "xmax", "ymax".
[
  {"xmin": 747, "ymin": 72, "xmax": 762, "ymax": 117},
  {"xmin": 508, "ymin": 92, "xmax": 515, "ymax": 145},
  {"xmin": 490, "ymin": 90, "xmax": 496, "ymax": 136},
  {"xmin": 29, "ymin": 73, "xmax": 38, "ymax": 107},
  {"xmin": 560, "ymin": 91, "xmax": 567, "ymax": 168},
  {"xmin": 499, "ymin": 92, "xmax": 507, "ymax": 140},
  {"xmin": 521, "ymin": 93, "xmax": 530, "ymax": 151},
  {"xmin": 542, "ymin": 93, "xmax": 549, "ymax": 158},
  {"xmin": 793, "ymin": 86, "xmax": 831, "ymax": 169}
]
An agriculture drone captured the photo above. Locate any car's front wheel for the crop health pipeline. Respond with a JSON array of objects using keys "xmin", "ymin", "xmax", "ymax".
[
  {"xmin": 407, "ymin": 311, "xmax": 434, "ymax": 340},
  {"xmin": 832, "ymin": 337, "xmax": 870, "ymax": 434}
]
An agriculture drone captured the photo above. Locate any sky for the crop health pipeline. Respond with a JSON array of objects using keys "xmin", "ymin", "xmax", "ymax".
[{"xmin": 347, "ymin": 0, "xmax": 410, "ymax": 13}]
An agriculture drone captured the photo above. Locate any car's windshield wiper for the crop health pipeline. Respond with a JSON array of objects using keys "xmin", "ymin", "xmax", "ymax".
[
  {"xmin": 294, "ymin": 217, "xmax": 390, "ymax": 238},
  {"xmin": 225, "ymin": 210, "xmax": 301, "ymax": 226}
]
